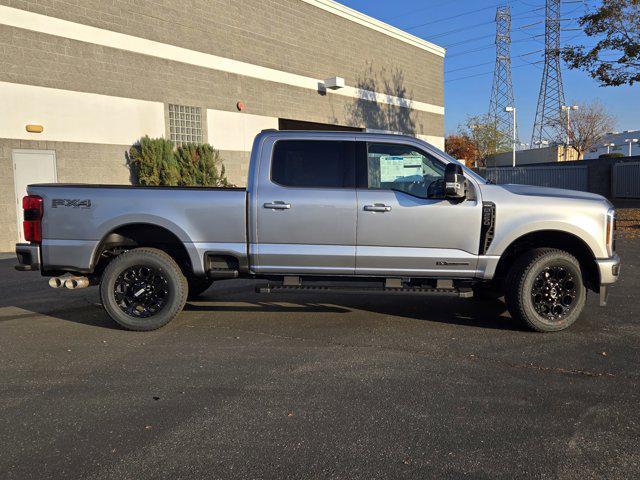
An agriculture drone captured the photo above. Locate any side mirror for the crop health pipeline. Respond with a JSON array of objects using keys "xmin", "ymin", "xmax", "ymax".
[{"xmin": 444, "ymin": 163, "xmax": 467, "ymax": 199}]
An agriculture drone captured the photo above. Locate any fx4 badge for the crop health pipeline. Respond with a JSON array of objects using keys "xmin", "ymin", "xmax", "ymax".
[{"xmin": 52, "ymin": 199, "xmax": 92, "ymax": 209}]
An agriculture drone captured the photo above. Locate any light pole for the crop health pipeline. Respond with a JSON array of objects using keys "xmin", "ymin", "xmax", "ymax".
[
  {"xmin": 505, "ymin": 106, "xmax": 516, "ymax": 167},
  {"xmin": 604, "ymin": 143, "xmax": 615, "ymax": 154},
  {"xmin": 561, "ymin": 105, "xmax": 578, "ymax": 160},
  {"xmin": 624, "ymin": 138, "xmax": 639, "ymax": 157}
]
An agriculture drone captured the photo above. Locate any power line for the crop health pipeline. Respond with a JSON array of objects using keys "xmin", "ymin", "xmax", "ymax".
[
  {"xmin": 443, "ymin": 34, "xmax": 495, "ymax": 49},
  {"xmin": 445, "ymin": 60, "xmax": 544, "ymax": 83},
  {"xmin": 404, "ymin": 3, "xmax": 513, "ymax": 31},
  {"xmin": 447, "ymin": 37, "xmax": 545, "ymax": 58},
  {"xmin": 445, "ymin": 49, "xmax": 543, "ymax": 73},
  {"xmin": 425, "ymin": 20, "xmax": 496, "ymax": 41}
]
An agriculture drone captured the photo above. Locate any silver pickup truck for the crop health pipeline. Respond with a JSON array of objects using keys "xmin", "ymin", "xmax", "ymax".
[{"xmin": 15, "ymin": 130, "xmax": 620, "ymax": 332}]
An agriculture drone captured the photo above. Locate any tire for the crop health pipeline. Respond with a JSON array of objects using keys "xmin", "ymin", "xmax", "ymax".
[
  {"xmin": 187, "ymin": 276, "xmax": 214, "ymax": 299},
  {"xmin": 100, "ymin": 247, "xmax": 188, "ymax": 331},
  {"xmin": 505, "ymin": 248, "xmax": 586, "ymax": 332}
]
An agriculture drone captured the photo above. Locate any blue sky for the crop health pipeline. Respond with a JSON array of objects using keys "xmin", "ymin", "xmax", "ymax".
[{"xmin": 340, "ymin": 0, "xmax": 638, "ymax": 142}]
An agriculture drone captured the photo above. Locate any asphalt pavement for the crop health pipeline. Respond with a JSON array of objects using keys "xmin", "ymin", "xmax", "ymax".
[{"xmin": 1, "ymin": 241, "xmax": 639, "ymax": 479}]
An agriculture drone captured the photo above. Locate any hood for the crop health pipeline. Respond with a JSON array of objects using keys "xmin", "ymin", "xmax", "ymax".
[{"xmin": 498, "ymin": 183, "xmax": 609, "ymax": 204}]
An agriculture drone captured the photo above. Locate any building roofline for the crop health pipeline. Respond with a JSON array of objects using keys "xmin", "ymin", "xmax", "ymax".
[{"xmin": 300, "ymin": 0, "xmax": 446, "ymax": 57}]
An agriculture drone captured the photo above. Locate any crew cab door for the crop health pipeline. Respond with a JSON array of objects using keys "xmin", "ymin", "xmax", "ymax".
[
  {"xmin": 355, "ymin": 141, "xmax": 483, "ymax": 277},
  {"xmin": 252, "ymin": 138, "xmax": 357, "ymax": 274}
]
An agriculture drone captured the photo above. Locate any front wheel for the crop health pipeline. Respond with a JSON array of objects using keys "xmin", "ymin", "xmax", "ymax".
[
  {"xmin": 505, "ymin": 248, "xmax": 586, "ymax": 332},
  {"xmin": 100, "ymin": 248, "xmax": 188, "ymax": 331}
]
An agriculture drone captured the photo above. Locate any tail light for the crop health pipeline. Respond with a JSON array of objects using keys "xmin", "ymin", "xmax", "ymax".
[{"xmin": 23, "ymin": 195, "xmax": 43, "ymax": 243}]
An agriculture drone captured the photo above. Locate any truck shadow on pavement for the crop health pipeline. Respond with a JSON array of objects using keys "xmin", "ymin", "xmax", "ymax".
[
  {"xmin": 184, "ymin": 287, "xmax": 520, "ymax": 331},
  {"xmin": 1, "ymin": 259, "xmax": 520, "ymax": 331}
]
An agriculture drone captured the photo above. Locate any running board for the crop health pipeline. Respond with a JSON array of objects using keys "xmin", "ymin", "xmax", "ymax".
[{"xmin": 256, "ymin": 284, "xmax": 473, "ymax": 298}]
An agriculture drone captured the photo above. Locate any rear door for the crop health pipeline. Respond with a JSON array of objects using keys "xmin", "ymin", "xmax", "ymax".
[
  {"xmin": 355, "ymin": 141, "xmax": 483, "ymax": 277},
  {"xmin": 12, "ymin": 150, "xmax": 57, "ymax": 243},
  {"xmin": 253, "ymin": 138, "xmax": 357, "ymax": 274}
]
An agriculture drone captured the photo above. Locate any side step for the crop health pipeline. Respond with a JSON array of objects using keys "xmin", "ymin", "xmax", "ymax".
[
  {"xmin": 257, "ymin": 284, "xmax": 473, "ymax": 298},
  {"xmin": 207, "ymin": 268, "xmax": 239, "ymax": 279}
]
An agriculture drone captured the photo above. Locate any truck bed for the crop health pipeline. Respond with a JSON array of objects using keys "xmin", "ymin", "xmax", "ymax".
[{"xmin": 27, "ymin": 184, "xmax": 248, "ymax": 274}]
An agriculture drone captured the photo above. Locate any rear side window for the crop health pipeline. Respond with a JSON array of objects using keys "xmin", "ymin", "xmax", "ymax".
[{"xmin": 271, "ymin": 140, "xmax": 355, "ymax": 188}]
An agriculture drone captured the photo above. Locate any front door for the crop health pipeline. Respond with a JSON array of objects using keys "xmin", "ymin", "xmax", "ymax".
[
  {"xmin": 254, "ymin": 139, "xmax": 357, "ymax": 274},
  {"xmin": 12, "ymin": 150, "xmax": 57, "ymax": 243},
  {"xmin": 356, "ymin": 142, "xmax": 482, "ymax": 277}
]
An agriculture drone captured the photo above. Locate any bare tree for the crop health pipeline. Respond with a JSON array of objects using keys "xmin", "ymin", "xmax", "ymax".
[{"xmin": 559, "ymin": 100, "xmax": 616, "ymax": 159}]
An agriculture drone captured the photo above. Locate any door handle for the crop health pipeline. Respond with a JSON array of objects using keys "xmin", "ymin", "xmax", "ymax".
[
  {"xmin": 263, "ymin": 201, "xmax": 291, "ymax": 210},
  {"xmin": 364, "ymin": 204, "xmax": 392, "ymax": 212}
]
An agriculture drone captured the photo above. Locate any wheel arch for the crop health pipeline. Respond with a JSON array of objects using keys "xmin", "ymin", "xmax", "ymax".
[
  {"xmin": 91, "ymin": 222, "xmax": 197, "ymax": 276},
  {"xmin": 493, "ymin": 229, "xmax": 600, "ymax": 291}
]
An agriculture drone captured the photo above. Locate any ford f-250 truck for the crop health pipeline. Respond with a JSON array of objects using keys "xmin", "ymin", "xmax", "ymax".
[{"xmin": 15, "ymin": 131, "xmax": 620, "ymax": 332}]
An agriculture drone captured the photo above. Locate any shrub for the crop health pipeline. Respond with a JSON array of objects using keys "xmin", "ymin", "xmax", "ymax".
[
  {"xmin": 128, "ymin": 136, "xmax": 180, "ymax": 186},
  {"xmin": 599, "ymin": 152, "xmax": 625, "ymax": 158},
  {"xmin": 175, "ymin": 143, "xmax": 230, "ymax": 187},
  {"xmin": 128, "ymin": 137, "xmax": 231, "ymax": 187}
]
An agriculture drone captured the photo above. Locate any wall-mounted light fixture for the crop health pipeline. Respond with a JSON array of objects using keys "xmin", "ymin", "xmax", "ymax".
[
  {"xmin": 26, "ymin": 124, "xmax": 44, "ymax": 133},
  {"xmin": 236, "ymin": 101, "xmax": 245, "ymax": 111},
  {"xmin": 324, "ymin": 77, "xmax": 345, "ymax": 90}
]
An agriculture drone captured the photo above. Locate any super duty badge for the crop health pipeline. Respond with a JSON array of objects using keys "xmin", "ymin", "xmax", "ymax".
[{"xmin": 52, "ymin": 199, "xmax": 92, "ymax": 209}]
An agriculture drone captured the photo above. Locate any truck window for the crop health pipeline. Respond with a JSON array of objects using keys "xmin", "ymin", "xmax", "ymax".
[
  {"xmin": 271, "ymin": 140, "xmax": 356, "ymax": 188},
  {"xmin": 366, "ymin": 143, "xmax": 445, "ymax": 198}
]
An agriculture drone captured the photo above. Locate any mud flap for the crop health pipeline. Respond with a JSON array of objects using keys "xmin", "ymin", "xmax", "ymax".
[{"xmin": 599, "ymin": 286, "xmax": 608, "ymax": 307}]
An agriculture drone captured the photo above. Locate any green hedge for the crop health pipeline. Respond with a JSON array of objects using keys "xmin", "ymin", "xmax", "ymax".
[
  {"xmin": 599, "ymin": 152, "xmax": 625, "ymax": 158},
  {"xmin": 128, "ymin": 136, "xmax": 232, "ymax": 187}
]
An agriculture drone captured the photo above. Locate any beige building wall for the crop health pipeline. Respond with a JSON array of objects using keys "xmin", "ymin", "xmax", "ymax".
[
  {"xmin": 0, "ymin": 0, "xmax": 445, "ymax": 251},
  {"xmin": 486, "ymin": 145, "xmax": 581, "ymax": 167}
]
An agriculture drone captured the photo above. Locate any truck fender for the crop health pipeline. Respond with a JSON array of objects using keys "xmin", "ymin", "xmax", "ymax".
[{"xmin": 90, "ymin": 214, "xmax": 202, "ymax": 274}]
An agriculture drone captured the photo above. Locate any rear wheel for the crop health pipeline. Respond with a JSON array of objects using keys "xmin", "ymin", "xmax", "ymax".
[
  {"xmin": 505, "ymin": 248, "xmax": 586, "ymax": 332},
  {"xmin": 100, "ymin": 248, "xmax": 188, "ymax": 331}
]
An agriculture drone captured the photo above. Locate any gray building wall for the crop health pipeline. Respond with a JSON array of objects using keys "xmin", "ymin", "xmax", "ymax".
[{"xmin": 0, "ymin": 0, "xmax": 445, "ymax": 251}]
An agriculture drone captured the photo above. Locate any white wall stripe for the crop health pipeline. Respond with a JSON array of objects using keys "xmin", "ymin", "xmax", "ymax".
[
  {"xmin": 300, "ymin": 0, "xmax": 445, "ymax": 57},
  {"xmin": 0, "ymin": 5, "xmax": 444, "ymax": 117},
  {"xmin": 0, "ymin": 81, "xmax": 165, "ymax": 145}
]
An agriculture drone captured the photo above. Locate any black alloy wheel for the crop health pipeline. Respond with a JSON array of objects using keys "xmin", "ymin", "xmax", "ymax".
[
  {"xmin": 114, "ymin": 265, "xmax": 170, "ymax": 318},
  {"xmin": 530, "ymin": 265, "xmax": 578, "ymax": 321}
]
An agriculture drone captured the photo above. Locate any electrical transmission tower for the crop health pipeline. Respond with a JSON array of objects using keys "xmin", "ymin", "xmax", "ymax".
[
  {"xmin": 531, "ymin": 0, "xmax": 565, "ymax": 146},
  {"xmin": 488, "ymin": 5, "xmax": 517, "ymax": 144}
]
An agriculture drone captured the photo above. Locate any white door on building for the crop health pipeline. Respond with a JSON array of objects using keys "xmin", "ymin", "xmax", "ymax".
[{"xmin": 12, "ymin": 150, "xmax": 57, "ymax": 243}]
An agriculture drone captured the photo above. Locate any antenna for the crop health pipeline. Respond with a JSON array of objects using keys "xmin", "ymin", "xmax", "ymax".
[
  {"xmin": 531, "ymin": 0, "xmax": 566, "ymax": 146},
  {"xmin": 489, "ymin": 5, "xmax": 517, "ymax": 146}
]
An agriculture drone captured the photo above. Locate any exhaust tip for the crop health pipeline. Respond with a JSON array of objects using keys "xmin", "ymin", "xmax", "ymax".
[
  {"xmin": 65, "ymin": 277, "xmax": 90, "ymax": 289},
  {"xmin": 49, "ymin": 277, "xmax": 63, "ymax": 288}
]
